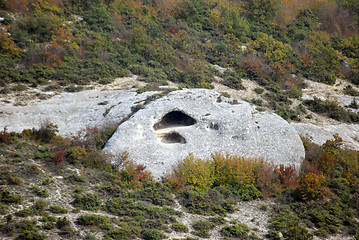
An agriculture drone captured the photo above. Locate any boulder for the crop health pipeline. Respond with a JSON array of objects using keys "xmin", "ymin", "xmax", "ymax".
[{"xmin": 103, "ymin": 89, "xmax": 305, "ymax": 179}]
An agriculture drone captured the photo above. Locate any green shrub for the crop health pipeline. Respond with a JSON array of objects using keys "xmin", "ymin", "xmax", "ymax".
[
  {"xmin": 67, "ymin": 174, "xmax": 85, "ymax": 183},
  {"xmin": 343, "ymin": 85, "xmax": 359, "ymax": 96},
  {"xmin": 254, "ymin": 87, "xmax": 264, "ymax": 94},
  {"xmin": 76, "ymin": 214, "xmax": 112, "ymax": 230},
  {"xmin": 0, "ymin": 188, "xmax": 23, "ymax": 204},
  {"xmin": 33, "ymin": 186, "xmax": 49, "ymax": 198},
  {"xmin": 32, "ymin": 121, "xmax": 58, "ymax": 143},
  {"xmin": 209, "ymin": 216, "xmax": 227, "ymax": 225},
  {"xmin": 283, "ymin": 224, "xmax": 313, "ymax": 240},
  {"xmin": 304, "ymin": 97, "xmax": 359, "ymax": 123},
  {"xmin": 74, "ymin": 185, "xmax": 84, "ymax": 193},
  {"xmin": 65, "ymin": 146, "xmax": 90, "ymax": 165},
  {"xmin": 33, "ymin": 147, "xmax": 51, "ymax": 160},
  {"xmin": 65, "ymin": 85, "xmax": 83, "ymax": 92},
  {"xmin": 286, "ymin": 88, "xmax": 302, "ymax": 99},
  {"xmin": 172, "ymin": 222, "xmax": 188, "ymax": 232},
  {"xmin": 172, "ymin": 238, "xmax": 199, "ymax": 240},
  {"xmin": 33, "ymin": 199, "xmax": 47, "ymax": 213},
  {"xmin": 84, "ymin": 234, "xmax": 97, "ymax": 240},
  {"xmin": 323, "ymin": 73, "xmax": 337, "ymax": 85},
  {"xmin": 347, "ymin": 98, "xmax": 358, "ymax": 109},
  {"xmin": 104, "ymin": 228, "xmax": 134, "ymax": 240},
  {"xmin": 41, "ymin": 214, "xmax": 57, "ymax": 230},
  {"xmin": 17, "ymin": 220, "xmax": 47, "ymax": 240},
  {"xmin": 49, "ymin": 205, "xmax": 68, "ymax": 214},
  {"xmin": 16, "ymin": 199, "xmax": 47, "ymax": 217},
  {"xmin": 269, "ymin": 206, "xmax": 298, "ymax": 231},
  {"xmin": 15, "ymin": 208, "xmax": 33, "ymax": 217},
  {"xmin": 177, "ymin": 190, "xmax": 216, "ymax": 215},
  {"xmin": 0, "ymin": 202, "xmax": 7, "ymax": 214},
  {"xmin": 56, "ymin": 216, "xmax": 72, "ymax": 233},
  {"xmin": 142, "ymin": 229, "xmax": 167, "ymax": 240},
  {"xmin": 72, "ymin": 193, "xmax": 101, "ymax": 210},
  {"xmin": 42, "ymin": 176, "xmax": 54, "ymax": 185},
  {"xmin": 193, "ymin": 229, "xmax": 210, "ymax": 238},
  {"xmin": 11, "ymin": 84, "xmax": 28, "ymax": 92},
  {"xmin": 192, "ymin": 220, "xmax": 215, "ymax": 231},
  {"xmin": 267, "ymin": 230, "xmax": 281, "ymax": 240},
  {"xmin": 137, "ymin": 181, "xmax": 174, "ymax": 206},
  {"xmin": 251, "ymin": 98, "xmax": 263, "ymax": 106},
  {"xmin": 0, "ymin": 170, "xmax": 22, "ymax": 185},
  {"xmin": 221, "ymin": 223, "xmax": 250, "ymax": 238},
  {"xmin": 222, "ymin": 70, "xmax": 245, "ymax": 90},
  {"xmin": 220, "ymin": 92, "xmax": 231, "ymax": 98}
]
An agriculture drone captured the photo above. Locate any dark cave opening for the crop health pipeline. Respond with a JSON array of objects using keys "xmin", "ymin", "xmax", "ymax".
[
  {"xmin": 153, "ymin": 110, "xmax": 196, "ymax": 130},
  {"xmin": 161, "ymin": 131, "xmax": 187, "ymax": 144}
]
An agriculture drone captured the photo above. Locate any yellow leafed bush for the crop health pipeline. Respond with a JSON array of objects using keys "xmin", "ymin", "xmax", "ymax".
[{"xmin": 177, "ymin": 153, "xmax": 214, "ymax": 191}]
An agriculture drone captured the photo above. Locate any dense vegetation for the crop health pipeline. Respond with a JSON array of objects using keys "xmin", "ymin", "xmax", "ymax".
[
  {"xmin": 1, "ymin": 0, "xmax": 359, "ymax": 90},
  {"xmin": 0, "ymin": 121, "xmax": 358, "ymax": 239},
  {"xmin": 1, "ymin": 0, "xmax": 359, "ymax": 123}
]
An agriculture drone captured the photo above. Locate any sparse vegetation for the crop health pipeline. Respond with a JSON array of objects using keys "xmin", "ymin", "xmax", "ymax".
[
  {"xmin": 304, "ymin": 97, "xmax": 359, "ymax": 122},
  {"xmin": 0, "ymin": 124, "xmax": 357, "ymax": 239}
]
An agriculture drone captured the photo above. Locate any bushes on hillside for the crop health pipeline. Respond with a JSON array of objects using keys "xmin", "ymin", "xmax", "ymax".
[
  {"xmin": 165, "ymin": 152, "xmax": 299, "ymax": 200},
  {"xmin": 304, "ymin": 97, "xmax": 359, "ymax": 123},
  {"xmin": 72, "ymin": 193, "xmax": 101, "ymax": 210}
]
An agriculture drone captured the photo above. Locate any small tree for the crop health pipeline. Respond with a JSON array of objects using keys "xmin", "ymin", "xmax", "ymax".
[
  {"xmin": 33, "ymin": 121, "xmax": 58, "ymax": 143},
  {"xmin": 177, "ymin": 153, "xmax": 214, "ymax": 191},
  {"xmin": 298, "ymin": 172, "xmax": 331, "ymax": 201}
]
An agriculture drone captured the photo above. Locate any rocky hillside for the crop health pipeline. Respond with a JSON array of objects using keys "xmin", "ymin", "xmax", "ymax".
[
  {"xmin": 1, "ymin": 0, "xmax": 359, "ymax": 239},
  {"xmin": 0, "ymin": 122, "xmax": 358, "ymax": 240}
]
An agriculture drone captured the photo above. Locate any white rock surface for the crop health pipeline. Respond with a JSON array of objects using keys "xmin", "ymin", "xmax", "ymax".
[
  {"xmin": 292, "ymin": 122, "xmax": 359, "ymax": 150},
  {"xmin": 0, "ymin": 89, "xmax": 153, "ymax": 137},
  {"xmin": 103, "ymin": 89, "xmax": 305, "ymax": 179}
]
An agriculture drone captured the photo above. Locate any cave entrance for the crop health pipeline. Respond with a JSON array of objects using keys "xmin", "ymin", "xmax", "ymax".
[
  {"xmin": 160, "ymin": 131, "xmax": 187, "ymax": 144},
  {"xmin": 153, "ymin": 110, "xmax": 196, "ymax": 130}
]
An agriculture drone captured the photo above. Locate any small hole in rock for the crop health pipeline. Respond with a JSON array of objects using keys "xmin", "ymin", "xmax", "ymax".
[
  {"xmin": 161, "ymin": 131, "xmax": 186, "ymax": 144},
  {"xmin": 209, "ymin": 122, "xmax": 220, "ymax": 130}
]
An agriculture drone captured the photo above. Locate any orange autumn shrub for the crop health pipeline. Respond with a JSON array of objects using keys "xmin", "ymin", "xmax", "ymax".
[{"xmin": 298, "ymin": 172, "xmax": 331, "ymax": 200}]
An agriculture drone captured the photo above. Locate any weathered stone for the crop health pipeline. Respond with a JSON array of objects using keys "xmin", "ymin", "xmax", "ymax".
[
  {"xmin": 103, "ymin": 89, "xmax": 305, "ymax": 179},
  {"xmin": 0, "ymin": 89, "xmax": 153, "ymax": 137},
  {"xmin": 292, "ymin": 122, "xmax": 359, "ymax": 150}
]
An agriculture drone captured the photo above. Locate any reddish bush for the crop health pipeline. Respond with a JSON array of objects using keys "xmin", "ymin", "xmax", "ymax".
[
  {"xmin": 135, "ymin": 164, "xmax": 152, "ymax": 182},
  {"xmin": 120, "ymin": 161, "xmax": 153, "ymax": 189},
  {"xmin": 27, "ymin": 164, "xmax": 42, "ymax": 175},
  {"xmin": 0, "ymin": 127, "xmax": 11, "ymax": 144},
  {"xmin": 298, "ymin": 172, "xmax": 331, "ymax": 200},
  {"xmin": 278, "ymin": 165, "xmax": 299, "ymax": 188},
  {"xmin": 238, "ymin": 58, "xmax": 260, "ymax": 79},
  {"xmin": 163, "ymin": 173, "xmax": 186, "ymax": 193},
  {"xmin": 317, "ymin": 152, "xmax": 335, "ymax": 176},
  {"xmin": 256, "ymin": 163, "xmax": 282, "ymax": 195},
  {"xmin": 54, "ymin": 149, "xmax": 66, "ymax": 167}
]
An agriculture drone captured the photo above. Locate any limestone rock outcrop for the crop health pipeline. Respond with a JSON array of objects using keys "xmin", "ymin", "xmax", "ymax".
[
  {"xmin": 0, "ymin": 90, "xmax": 153, "ymax": 137},
  {"xmin": 292, "ymin": 122, "xmax": 359, "ymax": 150},
  {"xmin": 103, "ymin": 89, "xmax": 305, "ymax": 178}
]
